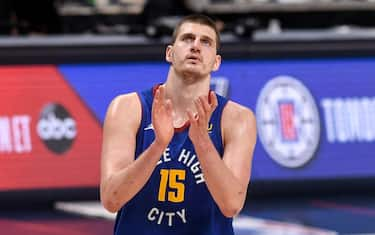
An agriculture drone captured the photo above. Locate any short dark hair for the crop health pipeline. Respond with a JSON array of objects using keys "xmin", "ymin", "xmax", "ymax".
[{"xmin": 171, "ymin": 14, "xmax": 220, "ymax": 51}]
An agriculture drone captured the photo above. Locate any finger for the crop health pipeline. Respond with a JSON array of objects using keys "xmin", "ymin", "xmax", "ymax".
[
  {"xmin": 186, "ymin": 109, "xmax": 198, "ymax": 126},
  {"xmin": 159, "ymin": 85, "xmax": 165, "ymax": 103},
  {"xmin": 154, "ymin": 87, "xmax": 161, "ymax": 104},
  {"xmin": 209, "ymin": 91, "xmax": 218, "ymax": 109},
  {"xmin": 165, "ymin": 99, "xmax": 173, "ymax": 116},
  {"xmin": 199, "ymin": 95, "xmax": 211, "ymax": 114},
  {"xmin": 194, "ymin": 99, "xmax": 205, "ymax": 122}
]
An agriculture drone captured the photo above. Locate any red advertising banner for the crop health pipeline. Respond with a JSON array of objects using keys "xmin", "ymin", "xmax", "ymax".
[{"xmin": 0, "ymin": 65, "xmax": 102, "ymax": 190}]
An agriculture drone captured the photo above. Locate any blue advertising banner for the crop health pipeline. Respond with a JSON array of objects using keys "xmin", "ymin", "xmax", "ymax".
[{"xmin": 59, "ymin": 57, "xmax": 375, "ymax": 181}]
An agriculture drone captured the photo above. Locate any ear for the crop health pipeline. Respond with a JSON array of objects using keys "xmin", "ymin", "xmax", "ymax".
[
  {"xmin": 165, "ymin": 45, "xmax": 173, "ymax": 63},
  {"xmin": 212, "ymin": 54, "xmax": 222, "ymax": 72}
]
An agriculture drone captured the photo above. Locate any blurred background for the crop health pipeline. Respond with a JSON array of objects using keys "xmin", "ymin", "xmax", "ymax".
[{"xmin": 1, "ymin": 0, "xmax": 375, "ymax": 234}]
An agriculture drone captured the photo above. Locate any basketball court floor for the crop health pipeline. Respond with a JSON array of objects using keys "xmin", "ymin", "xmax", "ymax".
[{"xmin": 1, "ymin": 194, "xmax": 375, "ymax": 235}]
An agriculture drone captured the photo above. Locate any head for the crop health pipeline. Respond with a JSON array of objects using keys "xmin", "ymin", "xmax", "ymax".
[
  {"xmin": 171, "ymin": 14, "xmax": 221, "ymax": 51},
  {"xmin": 166, "ymin": 14, "xmax": 222, "ymax": 80}
]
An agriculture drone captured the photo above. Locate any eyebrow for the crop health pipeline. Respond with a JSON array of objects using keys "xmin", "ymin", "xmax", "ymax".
[
  {"xmin": 179, "ymin": 33, "xmax": 215, "ymax": 44},
  {"xmin": 200, "ymin": 35, "xmax": 214, "ymax": 43},
  {"xmin": 179, "ymin": 33, "xmax": 195, "ymax": 39}
]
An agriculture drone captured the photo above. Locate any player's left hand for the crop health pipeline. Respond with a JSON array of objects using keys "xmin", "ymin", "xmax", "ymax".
[{"xmin": 187, "ymin": 91, "xmax": 218, "ymax": 143}]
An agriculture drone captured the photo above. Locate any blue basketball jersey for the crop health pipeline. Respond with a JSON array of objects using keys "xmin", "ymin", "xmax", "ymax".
[{"xmin": 114, "ymin": 87, "xmax": 233, "ymax": 235}]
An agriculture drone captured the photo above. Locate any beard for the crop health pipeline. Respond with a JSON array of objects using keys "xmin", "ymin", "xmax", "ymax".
[{"xmin": 178, "ymin": 66, "xmax": 208, "ymax": 84}]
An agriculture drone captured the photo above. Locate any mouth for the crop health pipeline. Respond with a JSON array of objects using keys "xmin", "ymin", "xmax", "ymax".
[{"xmin": 186, "ymin": 55, "xmax": 201, "ymax": 63}]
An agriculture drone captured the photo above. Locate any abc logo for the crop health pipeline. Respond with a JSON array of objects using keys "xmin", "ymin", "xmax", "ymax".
[{"xmin": 37, "ymin": 103, "xmax": 77, "ymax": 154}]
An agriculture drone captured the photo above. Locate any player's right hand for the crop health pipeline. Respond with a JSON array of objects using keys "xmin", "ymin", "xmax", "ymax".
[{"xmin": 152, "ymin": 86, "xmax": 174, "ymax": 148}]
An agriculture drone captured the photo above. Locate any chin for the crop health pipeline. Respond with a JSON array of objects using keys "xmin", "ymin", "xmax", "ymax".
[
  {"xmin": 181, "ymin": 72, "xmax": 208, "ymax": 84},
  {"xmin": 184, "ymin": 65, "xmax": 204, "ymax": 74},
  {"xmin": 182, "ymin": 68, "xmax": 202, "ymax": 76}
]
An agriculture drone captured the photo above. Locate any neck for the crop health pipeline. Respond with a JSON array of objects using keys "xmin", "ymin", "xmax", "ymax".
[{"xmin": 163, "ymin": 68, "xmax": 210, "ymax": 127}]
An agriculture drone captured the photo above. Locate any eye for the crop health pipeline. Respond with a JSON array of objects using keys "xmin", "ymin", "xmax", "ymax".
[
  {"xmin": 182, "ymin": 35, "xmax": 194, "ymax": 42},
  {"xmin": 201, "ymin": 39, "xmax": 211, "ymax": 47}
]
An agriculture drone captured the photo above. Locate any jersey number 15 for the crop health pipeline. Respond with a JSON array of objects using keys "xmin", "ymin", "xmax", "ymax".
[{"xmin": 158, "ymin": 169, "xmax": 185, "ymax": 203}]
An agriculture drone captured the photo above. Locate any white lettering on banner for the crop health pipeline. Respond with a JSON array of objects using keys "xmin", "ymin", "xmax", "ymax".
[
  {"xmin": 0, "ymin": 115, "xmax": 32, "ymax": 154},
  {"xmin": 321, "ymin": 97, "xmax": 375, "ymax": 143},
  {"xmin": 0, "ymin": 117, "xmax": 12, "ymax": 152}
]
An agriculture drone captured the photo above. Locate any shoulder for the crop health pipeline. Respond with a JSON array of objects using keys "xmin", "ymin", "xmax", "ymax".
[
  {"xmin": 222, "ymin": 101, "xmax": 256, "ymax": 126},
  {"xmin": 221, "ymin": 101, "xmax": 257, "ymax": 139},
  {"xmin": 104, "ymin": 92, "xmax": 141, "ymax": 126},
  {"xmin": 108, "ymin": 92, "xmax": 140, "ymax": 110}
]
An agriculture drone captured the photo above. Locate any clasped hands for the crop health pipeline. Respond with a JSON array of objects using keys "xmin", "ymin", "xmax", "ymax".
[{"xmin": 152, "ymin": 86, "xmax": 218, "ymax": 147}]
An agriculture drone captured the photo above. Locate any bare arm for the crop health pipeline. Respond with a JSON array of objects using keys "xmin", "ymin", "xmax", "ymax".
[
  {"xmin": 100, "ymin": 87, "xmax": 174, "ymax": 213},
  {"xmin": 187, "ymin": 92, "xmax": 256, "ymax": 217}
]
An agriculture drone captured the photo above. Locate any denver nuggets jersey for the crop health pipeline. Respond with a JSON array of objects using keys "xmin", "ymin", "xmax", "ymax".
[{"xmin": 114, "ymin": 87, "xmax": 233, "ymax": 235}]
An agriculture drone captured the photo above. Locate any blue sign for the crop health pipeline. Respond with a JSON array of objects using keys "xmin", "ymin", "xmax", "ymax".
[{"xmin": 59, "ymin": 57, "xmax": 375, "ymax": 181}]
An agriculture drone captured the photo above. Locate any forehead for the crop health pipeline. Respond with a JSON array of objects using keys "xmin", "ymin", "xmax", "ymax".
[{"xmin": 176, "ymin": 22, "xmax": 216, "ymax": 40}]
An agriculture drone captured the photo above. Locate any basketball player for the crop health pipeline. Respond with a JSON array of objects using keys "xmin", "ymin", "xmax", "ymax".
[{"xmin": 100, "ymin": 14, "xmax": 257, "ymax": 235}]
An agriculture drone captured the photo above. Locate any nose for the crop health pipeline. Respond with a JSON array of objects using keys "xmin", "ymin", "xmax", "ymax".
[{"xmin": 191, "ymin": 39, "xmax": 201, "ymax": 52}]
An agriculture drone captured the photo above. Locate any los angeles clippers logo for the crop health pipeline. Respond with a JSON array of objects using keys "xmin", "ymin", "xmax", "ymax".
[{"xmin": 256, "ymin": 76, "xmax": 321, "ymax": 168}]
